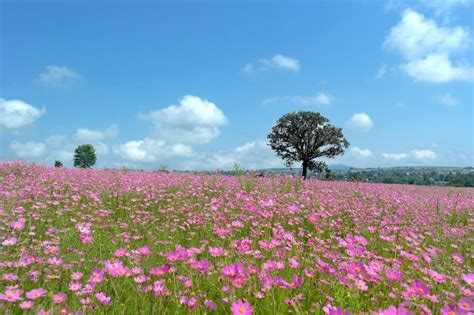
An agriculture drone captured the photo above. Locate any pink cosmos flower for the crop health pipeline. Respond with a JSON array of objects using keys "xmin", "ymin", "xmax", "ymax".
[
  {"xmin": 375, "ymin": 305, "xmax": 414, "ymax": 315},
  {"xmin": 323, "ymin": 305, "xmax": 351, "ymax": 315},
  {"xmin": 52, "ymin": 293, "xmax": 67, "ymax": 304},
  {"xmin": 440, "ymin": 304, "xmax": 463, "ymax": 315},
  {"xmin": 204, "ymin": 299, "xmax": 217, "ymax": 310},
  {"xmin": 458, "ymin": 298, "xmax": 473, "ymax": 311},
  {"xmin": 114, "ymin": 248, "xmax": 128, "ymax": 257},
  {"xmin": 96, "ymin": 292, "xmax": 112, "ymax": 305},
  {"xmin": 71, "ymin": 272, "xmax": 83, "ymax": 280},
  {"xmin": 69, "ymin": 282, "xmax": 82, "ymax": 291},
  {"xmin": 452, "ymin": 253, "xmax": 464, "ymax": 264},
  {"xmin": 462, "ymin": 274, "xmax": 474, "ymax": 287},
  {"xmin": 19, "ymin": 301, "xmax": 34, "ymax": 309},
  {"xmin": 230, "ymin": 299, "xmax": 253, "ymax": 315},
  {"xmin": 209, "ymin": 247, "xmax": 226, "ymax": 257},
  {"xmin": 0, "ymin": 288, "xmax": 23, "ymax": 302},
  {"xmin": 2, "ymin": 237, "xmax": 18, "ymax": 246},
  {"xmin": 26, "ymin": 288, "xmax": 47, "ymax": 300}
]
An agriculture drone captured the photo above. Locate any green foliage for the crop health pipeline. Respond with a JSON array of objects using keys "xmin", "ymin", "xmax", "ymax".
[
  {"xmin": 233, "ymin": 162, "xmax": 246, "ymax": 176},
  {"xmin": 267, "ymin": 111, "xmax": 349, "ymax": 179},
  {"xmin": 73, "ymin": 144, "xmax": 97, "ymax": 168},
  {"xmin": 54, "ymin": 160, "xmax": 63, "ymax": 167}
]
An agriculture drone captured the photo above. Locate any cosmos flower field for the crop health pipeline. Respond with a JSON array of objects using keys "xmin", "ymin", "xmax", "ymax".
[{"xmin": 0, "ymin": 162, "xmax": 473, "ymax": 314}]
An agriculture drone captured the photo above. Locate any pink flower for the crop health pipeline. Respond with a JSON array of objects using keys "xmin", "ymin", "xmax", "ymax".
[
  {"xmin": 52, "ymin": 293, "xmax": 67, "ymax": 304},
  {"xmin": 2, "ymin": 237, "xmax": 18, "ymax": 246},
  {"xmin": 25, "ymin": 288, "xmax": 47, "ymax": 300},
  {"xmin": 452, "ymin": 253, "xmax": 464, "ymax": 264},
  {"xmin": 71, "ymin": 272, "xmax": 83, "ymax": 280},
  {"xmin": 204, "ymin": 299, "xmax": 217, "ymax": 310},
  {"xmin": 19, "ymin": 300, "xmax": 34, "ymax": 309},
  {"xmin": 96, "ymin": 292, "xmax": 112, "ymax": 305},
  {"xmin": 230, "ymin": 299, "xmax": 253, "ymax": 315},
  {"xmin": 0, "ymin": 288, "xmax": 23, "ymax": 302},
  {"xmin": 69, "ymin": 282, "xmax": 82, "ymax": 291},
  {"xmin": 440, "ymin": 304, "xmax": 463, "ymax": 315},
  {"xmin": 114, "ymin": 248, "xmax": 128, "ymax": 257},
  {"xmin": 462, "ymin": 274, "xmax": 474, "ymax": 287},
  {"xmin": 458, "ymin": 298, "xmax": 473, "ymax": 311},
  {"xmin": 375, "ymin": 305, "xmax": 413, "ymax": 315}
]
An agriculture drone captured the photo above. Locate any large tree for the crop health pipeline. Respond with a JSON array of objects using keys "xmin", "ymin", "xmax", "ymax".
[
  {"xmin": 73, "ymin": 144, "xmax": 97, "ymax": 168},
  {"xmin": 268, "ymin": 111, "xmax": 349, "ymax": 179}
]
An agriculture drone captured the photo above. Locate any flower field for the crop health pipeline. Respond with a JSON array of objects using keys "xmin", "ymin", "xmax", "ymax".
[{"xmin": 0, "ymin": 162, "xmax": 473, "ymax": 314}]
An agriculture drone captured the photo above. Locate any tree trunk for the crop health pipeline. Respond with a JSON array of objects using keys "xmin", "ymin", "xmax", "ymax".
[{"xmin": 302, "ymin": 160, "xmax": 308, "ymax": 180}]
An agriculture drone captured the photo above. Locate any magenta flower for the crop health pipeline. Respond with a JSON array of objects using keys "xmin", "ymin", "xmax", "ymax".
[
  {"xmin": 462, "ymin": 273, "xmax": 474, "ymax": 287},
  {"xmin": 440, "ymin": 304, "xmax": 463, "ymax": 315},
  {"xmin": 0, "ymin": 288, "xmax": 23, "ymax": 302},
  {"xmin": 26, "ymin": 288, "xmax": 47, "ymax": 300},
  {"xmin": 230, "ymin": 299, "xmax": 253, "ymax": 315},
  {"xmin": 458, "ymin": 298, "xmax": 473, "ymax": 311},
  {"xmin": 96, "ymin": 292, "xmax": 112, "ymax": 305},
  {"xmin": 19, "ymin": 300, "xmax": 34, "ymax": 309},
  {"xmin": 52, "ymin": 293, "xmax": 67, "ymax": 304},
  {"xmin": 452, "ymin": 253, "xmax": 464, "ymax": 264},
  {"xmin": 204, "ymin": 299, "xmax": 217, "ymax": 311}
]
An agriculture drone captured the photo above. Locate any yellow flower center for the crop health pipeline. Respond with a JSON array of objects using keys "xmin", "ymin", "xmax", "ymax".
[{"xmin": 238, "ymin": 307, "xmax": 245, "ymax": 313}]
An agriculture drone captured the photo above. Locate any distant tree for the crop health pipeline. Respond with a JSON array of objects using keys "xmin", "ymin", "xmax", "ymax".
[
  {"xmin": 267, "ymin": 111, "xmax": 349, "ymax": 179},
  {"xmin": 54, "ymin": 160, "xmax": 63, "ymax": 168},
  {"xmin": 73, "ymin": 144, "xmax": 97, "ymax": 168}
]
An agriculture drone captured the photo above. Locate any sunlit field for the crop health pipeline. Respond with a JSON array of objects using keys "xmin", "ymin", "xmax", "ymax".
[{"xmin": 0, "ymin": 161, "xmax": 473, "ymax": 314}]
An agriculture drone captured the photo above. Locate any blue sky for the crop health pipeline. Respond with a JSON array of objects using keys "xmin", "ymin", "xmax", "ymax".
[{"xmin": 1, "ymin": 0, "xmax": 473, "ymax": 170}]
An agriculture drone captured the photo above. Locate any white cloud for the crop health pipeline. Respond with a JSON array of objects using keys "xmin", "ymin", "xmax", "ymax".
[
  {"xmin": 347, "ymin": 113, "xmax": 374, "ymax": 131},
  {"xmin": 39, "ymin": 65, "xmax": 80, "ymax": 86},
  {"xmin": 10, "ymin": 141, "xmax": 47, "ymax": 158},
  {"xmin": 381, "ymin": 153, "xmax": 407, "ymax": 160},
  {"xmin": 350, "ymin": 147, "xmax": 373, "ymax": 158},
  {"xmin": 115, "ymin": 138, "xmax": 193, "ymax": 163},
  {"xmin": 139, "ymin": 95, "xmax": 227, "ymax": 144},
  {"xmin": 267, "ymin": 54, "xmax": 300, "ymax": 71},
  {"xmin": 439, "ymin": 93, "xmax": 461, "ymax": 106},
  {"xmin": 0, "ymin": 98, "xmax": 45, "ymax": 130},
  {"xmin": 384, "ymin": 9, "xmax": 473, "ymax": 83},
  {"xmin": 75, "ymin": 125, "xmax": 118, "ymax": 142},
  {"xmin": 244, "ymin": 54, "xmax": 300, "ymax": 73},
  {"xmin": 411, "ymin": 149, "xmax": 437, "ymax": 159},
  {"xmin": 241, "ymin": 63, "xmax": 254, "ymax": 74},
  {"xmin": 209, "ymin": 140, "xmax": 283, "ymax": 170},
  {"xmin": 375, "ymin": 64, "xmax": 387, "ymax": 79},
  {"xmin": 263, "ymin": 92, "xmax": 333, "ymax": 107},
  {"xmin": 401, "ymin": 54, "xmax": 473, "ymax": 82}
]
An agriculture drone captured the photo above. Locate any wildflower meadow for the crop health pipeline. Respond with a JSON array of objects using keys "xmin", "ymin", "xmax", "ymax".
[{"xmin": 0, "ymin": 161, "xmax": 473, "ymax": 314}]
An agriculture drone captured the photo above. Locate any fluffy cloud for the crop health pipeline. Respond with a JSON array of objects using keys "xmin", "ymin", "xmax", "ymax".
[
  {"xmin": 209, "ymin": 140, "xmax": 283, "ymax": 170},
  {"xmin": 0, "ymin": 98, "xmax": 45, "ymax": 130},
  {"xmin": 350, "ymin": 147, "xmax": 373, "ymax": 158},
  {"xmin": 262, "ymin": 92, "xmax": 333, "ymax": 107},
  {"xmin": 411, "ymin": 149, "xmax": 437, "ymax": 159},
  {"xmin": 139, "ymin": 95, "xmax": 228, "ymax": 144},
  {"xmin": 115, "ymin": 138, "xmax": 193, "ymax": 163},
  {"xmin": 10, "ymin": 141, "xmax": 47, "ymax": 158},
  {"xmin": 402, "ymin": 54, "xmax": 473, "ymax": 82},
  {"xmin": 39, "ymin": 65, "xmax": 80, "ymax": 86},
  {"xmin": 384, "ymin": 9, "xmax": 473, "ymax": 83},
  {"xmin": 243, "ymin": 54, "xmax": 300, "ymax": 73},
  {"xmin": 439, "ymin": 93, "xmax": 461, "ymax": 106},
  {"xmin": 347, "ymin": 113, "xmax": 374, "ymax": 131},
  {"xmin": 75, "ymin": 125, "xmax": 118, "ymax": 142},
  {"xmin": 381, "ymin": 153, "xmax": 407, "ymax": 160}
]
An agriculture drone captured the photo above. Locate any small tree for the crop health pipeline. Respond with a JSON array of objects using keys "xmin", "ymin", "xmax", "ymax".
[
  {"xmin": 73, "ymin": 144, "xmax": 97, "ymax": 168},
  {"xmin": 267, "ymin": 111, "xmax": 349, "ymax": 179},
  {"xmin": 54, "ymin": 160, "xmax": 63, "ymax": 167}
]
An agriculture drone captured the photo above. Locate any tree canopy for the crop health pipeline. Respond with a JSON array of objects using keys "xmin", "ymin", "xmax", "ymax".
[
  {"xmin": 267, "ymin": 111, "xmax": 349, "ymax": 179},
  {"xmin": 73, "ymin": 144, "xmax": 97, "ymax": 168}
]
